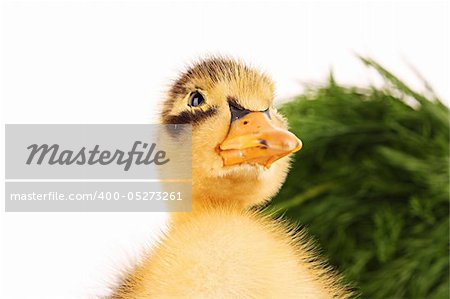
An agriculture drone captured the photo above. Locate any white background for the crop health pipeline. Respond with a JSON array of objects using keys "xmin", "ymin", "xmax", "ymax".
[{"xmin": 0, "ymin": 0, "xmax": 448, "ymax": 298}]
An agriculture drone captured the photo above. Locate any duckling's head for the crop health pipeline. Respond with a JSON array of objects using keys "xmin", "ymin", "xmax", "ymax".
[{"xmin": 162, "ymin": 57, "xmax": 301, "ymax": 208}]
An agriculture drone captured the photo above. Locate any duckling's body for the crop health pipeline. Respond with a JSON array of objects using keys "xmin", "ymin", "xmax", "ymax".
[
  {"xmin": 111, "ymin": 58, "xmax": 351, "ymax": 299},
  {"xmin": 113, "ymin": 206, "xmax": 348, "ymax": 299}
]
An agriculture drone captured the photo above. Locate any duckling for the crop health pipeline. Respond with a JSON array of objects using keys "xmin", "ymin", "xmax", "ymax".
[{"xmin": 111, "ymin": 57, "xmax": 352, "ymax": 299}]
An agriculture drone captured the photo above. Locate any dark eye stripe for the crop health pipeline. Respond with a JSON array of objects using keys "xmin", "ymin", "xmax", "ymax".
[{"xmin": 163, "ymin": 106, "xmax": 218, "ymax": 125}]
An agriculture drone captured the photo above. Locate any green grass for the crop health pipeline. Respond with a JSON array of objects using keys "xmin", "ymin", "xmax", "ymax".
[{"xmin": 269, "ymin": 58, "xmax": 449, "ymax": 298}]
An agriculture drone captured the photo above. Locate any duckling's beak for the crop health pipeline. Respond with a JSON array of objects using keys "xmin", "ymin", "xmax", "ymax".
[{"xmin": 218, "ymin": 111, "xmax": 302, "ymax": 168}]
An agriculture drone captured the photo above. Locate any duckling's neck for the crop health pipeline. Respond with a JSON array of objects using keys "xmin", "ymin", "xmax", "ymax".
[
  {"xmin": 170, "ymin": 172, "xmax": 274, "ymax": 224},
  {"xmin": 170, "ymin": 191, "xmax": 248, "ymax": 225}
]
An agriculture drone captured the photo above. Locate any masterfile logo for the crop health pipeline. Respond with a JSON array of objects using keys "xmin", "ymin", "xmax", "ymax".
[
  {"xmin": 4, "ymin": 124, "xmax": 192, "ymax": 212},
  {"xmin": 26, "ymin": 141, "xmax": 170, "ymax": 171}
]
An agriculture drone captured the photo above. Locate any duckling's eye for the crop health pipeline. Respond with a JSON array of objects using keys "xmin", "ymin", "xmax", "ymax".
[{"xmin": 188, "ymin": 91, "xmax": 205, "ymax": 107}]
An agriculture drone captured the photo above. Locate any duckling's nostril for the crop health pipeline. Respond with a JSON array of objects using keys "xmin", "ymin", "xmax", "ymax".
[
  {"xmin": 243, "ymin": 121, "xmax": 248, "ymax": 125},
  {"xmin": 258, "ymin": 139, "xmax": 268, "ymax": 146}
]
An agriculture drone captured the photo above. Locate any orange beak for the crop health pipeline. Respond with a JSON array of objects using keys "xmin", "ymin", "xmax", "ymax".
[{"xmin": 218, "ymin": 112, "xmax": 302, "ymax": 168}]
